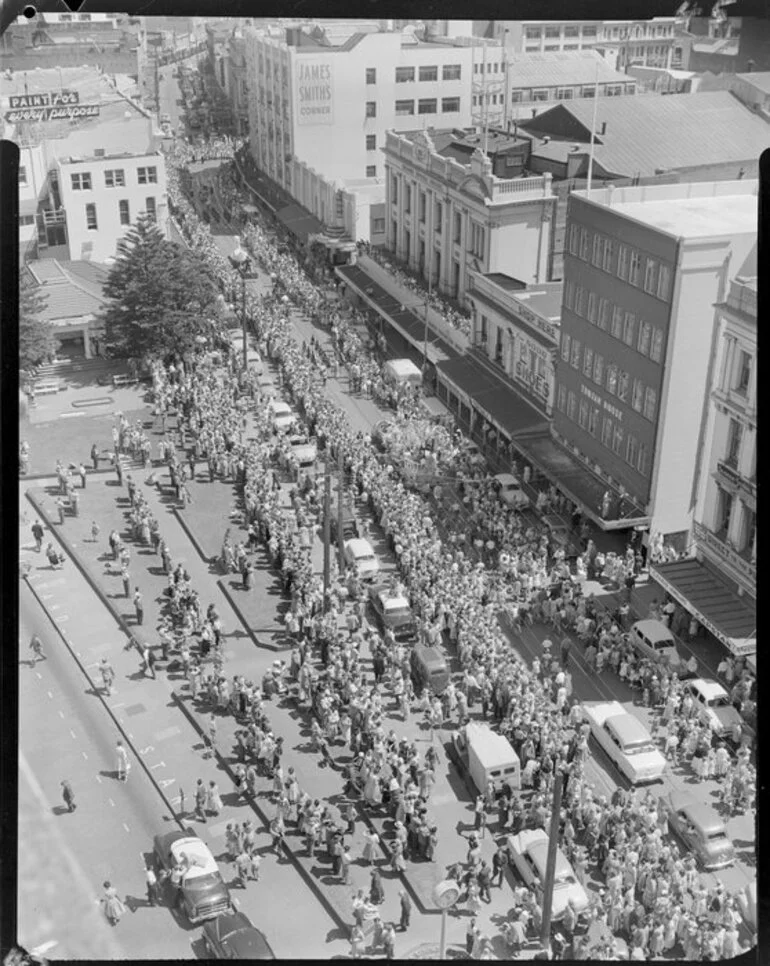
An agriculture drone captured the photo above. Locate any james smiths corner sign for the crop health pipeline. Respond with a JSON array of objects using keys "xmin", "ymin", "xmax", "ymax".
[
  {"xmin": 6, "ymin": 90, "xmax": 101, "ymax": 123},
  {"xmin": 295, "ymin": 61, "xmax": 334, "ymax": 126}
]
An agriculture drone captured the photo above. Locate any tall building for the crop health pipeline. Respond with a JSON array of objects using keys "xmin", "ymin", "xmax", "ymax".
[
  {"xmin": 553, "ymin": 180, "xmax": 757, "ymax": 543},
  {"xmin": 650, "ymin": 274, "xmax": 756, "ymax": 657}
]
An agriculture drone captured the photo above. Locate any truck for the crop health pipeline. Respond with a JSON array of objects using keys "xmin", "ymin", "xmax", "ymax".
[{"xmin": 448, "ymin": 722, "xmax": 520, "ymax": 795}]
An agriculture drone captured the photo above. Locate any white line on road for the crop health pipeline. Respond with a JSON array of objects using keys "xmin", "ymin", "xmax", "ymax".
[
  {"xmin": 81, "ymin": 752, "xmax": 88, "ymax": 760},
  {"xmin": 150, "ymin": 762, "xmax": 166, "ymax": 769},
  {"xmin": 159, "ymin": 778, "xmax": 176, "ymax": 788},
  {"xmin": 49, "ymin": 604, "xmax": 60, "ymax": 611},
  {"xmin": 58, "ymin": 710, "xmax": 64, "ymax": 718},
  {"xmin": 41, "ymin": 593, "xmax": 54, "ymax": 600},
  {"xmin": 47, "ymin": 691, "xmax": 53, "ymax": 699},
  {"xmin": 69, "ymin": 729, "xmax": 77, "ymax": 739},
  {"xmin": 96, "ymin": 775, "xmax": 102, "ymax": 783},
  {"xmin": 35, "ymin": 672, "xmax": 42, "ymax": 680},
  {"xmin": 123, "ymin": 823, "xmax": 130, "ymax": 833},
  {"xmin": 109, "ymin": 798, "xmax": 115, "ymax": 807},
  {"xmin": 113, "ymin": 702, "xmax": 125, "ymax": 708},
  {"xmin": 140, "ymin": 746, "xmax": 155, "ymax": 754}
]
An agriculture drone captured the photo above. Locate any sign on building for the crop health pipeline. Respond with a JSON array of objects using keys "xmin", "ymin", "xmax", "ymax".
[
  {"xmin": 295, "ymin": 60, "xmax": 334, "ymax": 125},
  {"xmin": 5, "ymin": 102, "xmax": 100, "ymax": 124},
  {"xmin": 9, "ymin": 91, "xmax": 80, "ymax": 109}
]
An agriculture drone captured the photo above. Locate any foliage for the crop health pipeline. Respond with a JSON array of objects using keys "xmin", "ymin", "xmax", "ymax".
[
  {"xmin": 19, "ymin": 272, "xmax": 55, "ymax": 373},
  {"xmin": 98, "ymin": 214, "xmax": 223, "ymax": 360}
]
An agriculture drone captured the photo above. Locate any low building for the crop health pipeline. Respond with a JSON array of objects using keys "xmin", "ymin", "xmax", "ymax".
[
  {"xmin": 24, "ymin": 258, "xmax": 109, "ymax": 358},
  {"xmin": 729, "ymin": 71, "xmax": 770, "ymax": 114}
]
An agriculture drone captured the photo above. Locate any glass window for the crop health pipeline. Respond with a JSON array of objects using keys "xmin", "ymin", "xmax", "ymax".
[
  {"xmin": 391, "ymin": 174, "xmax": 398, "ymax": 203},
  {"xmin": 582, "ymin": 85, "xmax": 597, "ymax": 97},
  {"xmin": 118, "ymin": 199, "xmax": 130, "ymax": 225},
  {"xmin": 593, "ymin": 354, "xmax": 604, "ymax": 385},
  {"xmin": 578, "ymin": 398, "xmax": 589, "ymax": 429},
  {"xmin": 626, "ymin": 434, "xmax": 638, "ymax": 468},
  {"xmin": 146, "ymin": 197, "xmax": 156, "ymax": 222},
  {"xmin": 571, "ymin": 339, "xmax": 581, "ymax": 369},
  {"xmin": 564, "ymin": 279, "xmax": 575, "ymax": 310},
  {"xmin": 611, "ymin": 424, "xmax": 624, "ymax": 455},
  {"xmin": 601, "ymin": 417, "xmax": 613, "ymax": 447},
  {"xmin": 606, "ymin": 364, "xmax": 618, "ymax": 395},
  {"xmin": 418, "ymin": 98, "xmax": 437, "ymax": 114},
  {"xmin": 419, "ymin": 65, "xmax": 438, "ymax": 82},
  {"xmin": 602, "ymin": 238, "xmax": 614, "ymax": 272},
  {"xmin": 568, "ymin": 224, "xmax": 579, "ymax": 255},
  {"xmin": 657, "ymin": 264, "xmax": 671, "ymax": 300},
  {"xmin": 617, "ymin": 370, "xmax": 629, "ymax": 402},
  {"xmin": 366, "ymin": 134, "xmax": 377, "ymax": 150},
  {"xmin": 643, "ymin": 257, "xmax": 657, "ymax": 293},
  {"xmin": 725, "ymin": 418, "xmax": 742, "ymax": 466},
  {"xmin": 583, "ymin": 346, "xmax": 594, "ymax": 376},
  {"xmin": 617, "ymin": 244, "xmax": 629, "ymax": 280},
  {"xmin": 532, "ymin": 89, "xmax": 549, "ymax": 101},
  {"xmin": 567, "ymin": 391, "xmax": 577, "ymax": 421},
  {"xmin": 565, "ymin": 25, "xmax": 580, "ymax": 37},
  {"xmin": 137, "ymin": 166, "xmax": 157, "ymax": 184},
  {"xmin": 405, "ymin": 184, "xmax": 411, "ymax": 213},
  {"xmin": 561, "ymin": 332, "xmax": 571, "ymax": 361},
  {"xmin": 587, "ymin": 291, "xmax": 598, "ymax": 323},
  {"xmin": 372, "ymin": 218, "xmax": 385, "ymax": 233},
  {"xmin": 394, "ymin": 100, "xmax": 414, "ymax": 116},
  {"xmin": 85, "ymin": 203, "xmax": 98, "ymax": 230},
  {"xmin": 734, "ymin": 350, "xmax": 752, "ymax": 394},
  {"xmin": 588, "ymin": 406, "xmax": 599, "ymax": 436},
  {"xmin": 442, "ymin": 97, "xmax": 460, "ymax": 113},
  {"xmin": 443, "ymin": 64, "xmax": 462, "ymax": 80},
  {"xmin": 366, "ymin": 68, "xmax": 377, "ymax": 84},
  {"xmin": 19, "ymin": 166, "xmax": 27, "ymax": 185},
  {"xmin": 105, "ymin": 169, "xmax": 125, "ymax": 187},
  {"xmin": 557, "ymin": 87, "xmax": 575, "ymax": 99},
  {"xmin": 629, "ymin": 250, "xmax": 641, "ymax": 286},
  {"xmin": 470, "ymin": 222, "xmax": 485, "ymax": 257},
  {"xmin": 435, "ymin": 202, "xmax": 443, "ymax": 232},
  {"xmin": 579, "ymin": 227, "xmax": 590, "ymax": 260},
  {"xmin": 525, "ymin": 27, "xmax": 542, "ymax": 40},
  {"xmin": 611, "ymin": 306, "xmax": 623, "ymax": 339},
  {"xmin": 420, "ymin": 192, "xmax": 427, "ymax": 223},
  {"xmin": 622, "ymin": 312, "xmax": 636, "ymax": 345},
  {"xmin": 591, "ymin": 234, "xmax": 602, "ymax": 265},
  {"xmin": 366, "ymin": 165, "xmax": 377, "ymax": 178},
  {"xmin": 582, "ymin": 25, "xmax": 598, "ymax": 37},
  {"xmin": 643, "ymin": 387, "xmax": 657, "ymax": 421},
  {"xmin": 545, "ymin": 26, "xmax": 561, "ymax": 38},
  {"xmin": 366, "ymin": 101, "xmax": 377, "ymax": 117},
  {"xmin": 597, "ymin": 298, "xmax": 610, "ymax": 330},
  {"xmin": 557, "ymin": 385, "xmax": 567, "ymax": 412},
  {"xmin": 395, "ymin": 67, "xmax": 415, "ymax": 83},
  {"xmin": 637, "ymin": 320, "xmax": 651, "ymax": 356},
  {"xmin": 637, "ymin": 443, "xmax": 649, "ymax": 475},
  {"xmin": 631, "ymin": 378, "xmax": 644, "ymax": 412},
  {"xmin": 71, "ymin": 172, "xmax": 92, "ymax": 190},
  {"xmin": 650, "ymin": 327, "xmax": 664, "ymax": 363}
]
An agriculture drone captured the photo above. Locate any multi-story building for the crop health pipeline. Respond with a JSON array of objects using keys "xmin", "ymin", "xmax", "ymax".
[
  {"xmin": 651, "ymin": 274, "xmax": 756, "ymax": 658},
  {"xmin": 592, "ymin": 19, "xmax": 679, "ymax": 70},
  {"xmin": 383, "ymin": 128, "xmax": 556, "ymax": 304},
  {"xmin": 484, "ymin": 20, "xmax": 604, "ymax": 54},
  {"xmin": 553, "ymin": 180, "xmax": 757, "ymax": 543}
]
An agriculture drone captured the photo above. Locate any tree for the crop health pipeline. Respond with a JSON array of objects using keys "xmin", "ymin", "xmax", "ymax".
[
  {"xmin": 19, "ymin": 272, "xmax": 55, "ymax": 373},
  {"xmin": 99, "ymin": 214, "xmax": 222, "ymax": 361}
]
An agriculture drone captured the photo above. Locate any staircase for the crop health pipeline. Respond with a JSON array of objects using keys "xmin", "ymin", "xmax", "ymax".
[{"xmin": 32, "ymin": 356, "xmax": 125, "ymax": 387}]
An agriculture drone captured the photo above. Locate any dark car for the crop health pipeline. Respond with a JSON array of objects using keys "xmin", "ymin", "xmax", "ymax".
[
  {"xmin": 153, "ymin": 829, "xmax": 231, "ymax": 924},
  {"xmin": 202, "ymin": 911, "xmax": 275, "ymax": 959},
  {"xmin": 368, "ymin": 584, "xmax": 416, "ymax": 641}
]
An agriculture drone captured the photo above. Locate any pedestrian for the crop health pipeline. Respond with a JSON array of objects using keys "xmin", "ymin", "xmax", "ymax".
[
  {"xmin": 122, "ymin": 567, "xmax": 131, "ymax": 598},
  {"xmin": 29, "ymin": 635, "xmax": 45, "ymax": 663},
  {"xmin": 61, "ymin": 779, "xmax": 76, "ymax": 812},
  {"xmin": 234, "ymin": 849, "xmax": 251, "ymax": 887},
  {"xmin": 102, "ymin": 881, "xmax": 127, "ymax": 925},
  {"xmin": 206, "ymin": 779, "xmax": 223, "ymax": 816},
  {"xmin": 382, "ymin": 922, "xmax": 396, "ymax": 959},
  {"xmin": 340, "ymin": 844, "xmax": 352, "ymax": 884},
  {"xmin": 466, "ymin": 918, "xmax": 477, "ymax": 954},
  {"xmin": 492, "ymin": 842, "xmax": 508, "ymax": 887},
  {"xmin": 91, "ymin": 442, "xmax": 99, "ymax": 470},
  {"xmin": 90, "ymin": 520, "xmax": 100, "ymax": 543},
  {"xmin": 370, "ymin": 867, "xmax": 385, "ymax": 905},
  {"xmin": 116, "ymin": 740, "xmax": 130, "ymax": 782},
  {"xmin": 349, "ymin": 923, "xmax": 365, "ymax": 959},
  {"xmin": 207, "ymin": 714, "xmax": 218, "ymax": 758},
  {"xmin": 194, "ymin": 778, "xmax": 207, "ymax": 822},
  {"xmin": 145, "ymin": 865, "xmax": 161, "ymax": 906},
  {"xmin": 133, "ymin": 587, "xmax": 144, "ymax": 625},
  {"xmin": 100, "ymin": 658, "xmax": 115, "ymax": 695},
  {"xmin": 79, "ymin": 463, "xmax": 87, "ymax": 488},
  {"xmin": 31, "ymin": 520, "xmax": 44, "ymax": 552},
  {"xmin": 398, "ymin": 889, "xmax": 411, "ymax": 931},
  {"xmin": 560, "ymin": 637, "xmax": 572, "ymax": 667},
  {"xmin": 56, "ymin": 497, "xmax": 67, "ymax": 525},
  {"xmin": 474, "ymin": 793, "xmax": 485, "ymax": 831},
  {"xmin": 478, "ymin": 860, "xmax": 493, "ymax": 903}
]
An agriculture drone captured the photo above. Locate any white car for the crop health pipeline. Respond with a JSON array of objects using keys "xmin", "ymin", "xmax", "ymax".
[
  {"xmin": 268, "ymin": 399, "xmax": 296, "ymax": 432},
  {"xmin": 683, "ymin": 678, "xmax": 743, "ymax": 738},
  {"xmin": 288, "ymin": 434, "xmax": 317, "ymax": 467},
  {"xmin": 343, "ymin": 538, "xmax": 380, "ymax": 580},
  {"xmin": 506, "ymin": 829, "xmax": 588, "ymax": 921},
  {"xmin": 493, "ymin": 473, "xmax": 530, "ymax": 509},
  {"xmin": 582, "ymin": 701, "xmax": 666, "ymax": 784}
]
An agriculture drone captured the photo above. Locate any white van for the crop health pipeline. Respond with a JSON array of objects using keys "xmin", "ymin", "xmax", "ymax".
[
  {"xmin": 465, "ymin": 722, "xmax": 520, "ymax": 793},
  {"xmin": 629, "ymin": 619, "xmax": 681, "ymax": 668},
  {"xmin": 383, "ymin": 358, "xmax": 422, "ymax": 388}
]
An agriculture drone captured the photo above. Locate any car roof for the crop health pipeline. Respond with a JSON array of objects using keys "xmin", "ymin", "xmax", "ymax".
[
  {"xmin": 170, "ymin": 836, "xmax": 218, "ymax": 878},
  {"xmin": 494, "ymin": 473, "xmax": 521, "ymax": 486},
  {"xmin": 632, "ymin": 619, "xmax": 675, "ymax": 642},
  {"xmin": 687, "ymin": 678, "xmax": 727, "ymax": 700},
  {"xmin": 380, "ymin": 593, "xmax": 410, "ymax": 611},
  {"xmin": 345, "ymin": 538, "xmax": 374, "ymax": 555},
  {"xmin": 664, "ymin": 791, "xmax": 726, "ymax": 831},
  {"xmin": 605, "ymin": 713, "xmax": 652, "ymax": 746}
]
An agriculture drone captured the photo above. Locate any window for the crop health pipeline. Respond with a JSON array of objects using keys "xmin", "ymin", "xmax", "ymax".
[
  {"xmin": 454, "ymin": 211, "xmax": 461, "ymax": 243},
  {"xmin": 611, "ymin": 424, "xmax": 624, "ymax": 455},
  {"xmin": 395, "ymin": 67, "xmax": 415, "ymax": 83},
  {"xmin": 725, "ymin": 419, "xmax": 743, "ymax": 467},
  {"xmin": 617, "ymin": 244, "xmax": 629, "ymax": 280},
  {"xmin": 587, "ymin": 291, "xmax": 598, "ymax": 323},
  {"xmin": 71, "ymin": 172, "xmax": 92, "ymax": 191},
  {"xmin": 598, "ymin": 298, "xmax": 610, "ymax": 330},
  {"xmin": 418, "ymin": 98, "xmax": 437, "ymax": 114},
  {"xmin": 606, "ymin": 84, "xmax": 623, "ymax": 96},
  {"xmin": 606, "ymin": 364, "xmax": 618, "ymax": 395},
  {"xmin": 442, "ymin": 97, "xmax": 460, "ymax": 113},
  {"xmin": 470, "ymin": 222, "xmax": 485, "ymax": 258},
  {"xmin": 391, "ymin": 175, "xmax": 398, "ymax": 204},
  {"xmin": 637, "ymin": 443, "xmax": 649, "ymax": 475},
  {"xmin": 734, "ymin": 350, "xmax": 752, "ymax": 394},
  {"xmin": 557, "ymin": 385, "xmax": 567, "ymax": 412},
  {"xmin": 394, "ymin": 100, "xmax": 414, "ymax": 116},
  {"xmin": 372, "ymin": 218, "xmax": 386, "ymax": 234},
  {"xmin": 617, "ymin": 370, "xmax": 629, "ymax": 402},
  {"xmin": 622, "ymin": 312, "xmax": 636, "ymax": 345},
  {"xmin": 545, "ymin": 26, "xmax": 561, "ymax": 38},
  {"xmin": 365, "ymin": 101, "xmax": 377, "ymax": 118},
  {"xmin": 650, "ymin": 327, "xmax": 664, "ymax": 363},
  {"xmin": 366, "ymin": 68, "xmax": 377, "ymax": 84},
  {"xmin": 565, "ymin": 25, "xmax": 580, "ymax": 37},
  {"xmin": 588, "ymin": 406, "xmax": 599, "ymax": 436},
  {"xmin": 611, "ymin": 306, "xmax": 623, "ymax": 339},
  {"xmin": 19, "ymin": 166, "xmax": 27, "ymax": 186},
  {"xmin": 657, "ymin": 264, "xmax": 671, "ymax": 300},
  {"xmin": 419, "ymin": 65, "xmax": 438, "ymax": 82},
  {"xmin": 643, "ymin": 387, "xmax": 657, "ymax": 421},
  {"xmin": 626, "ymin": 434, "xmax": 638, "ymax": 468},
  {"xmin": 591, "ymin": 233, "xmax": 603, "ymax": 265},
  {"xmin": 146, "ymin": 197, "xmax": 157, "ymax": 222},
  {"xmin": 525, "ymin": 27, "xmax": 542, "ymax": 40},
  {"xmin": 20, "ymin": 214, "xmax": 35, "ymax": 226},
  {"xmin": 366, "ymin": 134, "xmax": 377, "ymax": 151},
  {"xmin": 564, "ymin": 279, "xmax": 575, "ymax": 310},
  {"xmin": 578, "ymin": 399, "xmax": 590, "ymax": 430},
  {"xmin": 85, "ymin": 203, "xmax": 98, "ymax": 230},
  {"xmin": 366, "ymin": 165, "xmax": 377, "ymax": 178},
  {"xmin": 637, "ymin": 320, "xmax": 651, "ymax": 356},
  {"xmin": 118, "ymin": 200, "xmax": 130, "ymax": 225},
  {"xmin": 575, "ymin": 286, "xmax": 586, "ymax": 317},
  {"xmin": 629, "ymin": 250, "xmax": 641, "ymax": 286},
  {"xmin": 631, "ymin": 378, "xmax": 644, "ymax": 412},
  {"xmin": 592, "ymin": 354, "xmax": 604, "ymax": 385},
  {"xmin": 419, "ymin": 192, "xmax": 427, "ymax": 223},
  {"xmin": 443, "ymin": 64, "xmax": 462, "ymax": 80},
  {"xmin": 582, "ymin": 25, "xmax": 597, "ymax": 37},
  {"xmin": 105, "ymin": 169, "xmax": 126, "ymax": 188},
  {"xmin": 557, "ymin": 87, "xmax": 575, "ymax": 99},
  {"xmin": 532, "ymin": 89, "xmax": 549, "ymax": 102},
  {"xmin": 435, "ymin": 202, "xmax": 442, "ymax": 232},
  {"xmin": 405, "ymin": 184, "xmax": 411, "ymax": 213},
  {"xmin": 571, "ymin": 339, "xmax": 581, "ymax": 369},
  {"xmin": 583, "ymin": 346, "xmax": 594, "ymax": 377},
  {"xmin": 601, "ymin": 417, "xmax": 613, "ymax": 447},
  {"xmin": 510, "ymin": 90, "xmax": 523, "ymax": 103},
  {"xmin": 560, "ymin": 332, "xmax": 571, "ymax": 361},
  {"xmin": 579, "ymin": 227, "xmax": 589, "ymax": 260},
  {"xmin": 643, "ymin": 258, "xmax": 657, "ymax": 293},
  {"xmin": 715, "ymin": 486, "xmax": 734, "ymax": 535},
  {"xmin": 582, "ymin": 85, "xmax": 597, "ymax": 97},
  {"xmin": 137, "ymin": 166, "xmax": 157, "ymax": 185},
  {"xmin": 567, "ymin": 391, "xmax": 577, "ymax": 421},
  {"xmin": 602, "ymin": 239, "xmax": 614, "ymax": 273},
  {"xmin": 568, "ymin": 224, "xmax": 579, "ymax": 255}
]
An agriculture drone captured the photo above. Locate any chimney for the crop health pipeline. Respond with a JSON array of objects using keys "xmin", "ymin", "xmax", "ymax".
[
  {"xmin": 600, "ymin": 121, "xmax": 607, "ymax": 135},
  {"xmin": 542, "ymin": 135, "xmax": 550, "ymax": 144}
]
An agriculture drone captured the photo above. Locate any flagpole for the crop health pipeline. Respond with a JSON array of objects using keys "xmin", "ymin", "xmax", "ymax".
[{"xmin": 585, "ymin": 61, "xmax": 600, "ymax": 197}]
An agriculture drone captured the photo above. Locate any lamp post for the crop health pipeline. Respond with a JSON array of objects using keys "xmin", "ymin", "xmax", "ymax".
[{"xmin": 228, "ymin": 245, "xmax": 252, "ymax": 369}]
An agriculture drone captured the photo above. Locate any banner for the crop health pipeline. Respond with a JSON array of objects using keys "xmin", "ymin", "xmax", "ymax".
[
  {"xmin": 296, "ymin": 61, "xmax": 334, "ymax": 126},
  {"xmin": 5, "ymin": 104, "xmax": 100, "ymax": 124}
]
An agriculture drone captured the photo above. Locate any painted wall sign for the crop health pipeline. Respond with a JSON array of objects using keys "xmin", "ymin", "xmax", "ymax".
[
  {"xmin": 9, "ymin": 91, "xmax": 79, "ymax": 109},
  {"xmin": 296, "ymin": 60, "xmax": 333, "ymax": 125},
  {"xmin": 5, "ymin": 104, "xmax": 100, "ymax": 123}
]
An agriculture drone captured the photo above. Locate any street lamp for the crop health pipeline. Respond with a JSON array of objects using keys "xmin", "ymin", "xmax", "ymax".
[{"xmin": 228, "ymin": 245, "xmax": 252, "ymax": 369}]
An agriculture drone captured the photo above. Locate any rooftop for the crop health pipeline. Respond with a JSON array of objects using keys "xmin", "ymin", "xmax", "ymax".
[
  {"xmin": 507, "ymin": 49, "xmax": 631, "ymax": 89},
  {"xmin": 735, "ymin": 71, "xmax": 770, "ymax": 94},
  {"xmin": 24, "ymin": 259, "xmax": 109, "ymax": 324},
  {"xmin": 509, "ymin": 283, "xmax": 564, "ymax": 322}
]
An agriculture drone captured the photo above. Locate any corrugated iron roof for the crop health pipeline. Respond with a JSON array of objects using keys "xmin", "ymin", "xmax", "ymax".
[
  {"xmin": 26, "ymin": 258, "xmax": 108, "ymax": 323},
  {"xmin": 508, "ymin": 50, "xmax": 631, "ymax": 89}
]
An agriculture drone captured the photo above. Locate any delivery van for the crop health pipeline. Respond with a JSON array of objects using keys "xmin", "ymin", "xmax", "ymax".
[
  {"xmin": 383, "ymin": 358, "xmax": 423, "ymax": 389},
  {"xmin": 410, "ymin": 644, "xmax": 449, "ymax": 695},
  {"xmin": 463, "ymin": 722, "xmax": 521, "ymax": 793}
]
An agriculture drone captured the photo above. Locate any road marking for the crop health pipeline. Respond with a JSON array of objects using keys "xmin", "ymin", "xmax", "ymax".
[
  {"xmin": 150, "ymin": 761, "xmax": 166, "ymax": 769},
  {"xmin": 113, "ymin": 702, "xmax": 125, "ymax": 708},
  {"xmin": 96, "ymin": 775, "xmax": 102, "ymax": 783},
  {"xmin": 159, "ymin": 778, "xmax": 176, "ymax": 789},
  {"xmin": 109, "ymin": 798, "xmax": 115, "ymax": 807},
  {"xmin": 140, "ymin": 746, "xmax": 155, "ymax": 754},
  {"xmin": 58, "ymin": 710, "xmax": 64, "ymax": 718},
  {"xmin": 70, "ymin": 729, "xmax": 77, "ymax": 739},
  {"xmin": 41, "ymin": 593, "xmax": 54, "ymax": 600},
  {"xmin": 31, "ymin": 941, "xmax": 58, "ymax": 956},
  {"xmin": 47, "ymin": 691, "xmax": 53, "ymax": 699},
  {"xmin": 123, "ymin": 823, "xmax": 130, "ymax": 833},
  {"xmin": 36, "ymin": 672, "xmax": 43, "ymax": 680},
  {"xmin": 154, "ymin": 725, "xmax": 181, "ymax": 741},
  {"xmin": 49, "ymin": 604, "xmax": 60, "ymax": 611},
  {"xmin": 82, "ymin": 752, "xmax": 88, "ymax": 760}
]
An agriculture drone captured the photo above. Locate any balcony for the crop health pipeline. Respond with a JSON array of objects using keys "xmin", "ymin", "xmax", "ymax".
[
  {"xmin": 692, "ymin": 520, "xmax": 755, "ymax": 595},
  {"xmin": 716, "ymin": 460, "xmax": 756, "ymax": 506}
]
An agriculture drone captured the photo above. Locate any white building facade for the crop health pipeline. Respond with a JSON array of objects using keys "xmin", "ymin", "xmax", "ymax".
[{"xmin": 384, "ymin": 129, "xmax": 555, "ymax": 305}]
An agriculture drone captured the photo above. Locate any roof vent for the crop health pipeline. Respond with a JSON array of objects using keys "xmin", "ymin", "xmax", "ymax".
[
  {"xmin": 542, "ymin": 135, "xmax": 550, "ymax": 144},
  {"xmin": 599, "ymin": 120, "xmax": 607, "ymax": 135},
  {"xmin": 571, "ymin": 143, "xmax": 581, "ymax": 152}
]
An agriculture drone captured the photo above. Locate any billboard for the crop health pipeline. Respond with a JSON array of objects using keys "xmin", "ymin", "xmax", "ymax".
[
  {"xmin": 5, "ymin": 104, "xmax": 101, "ymax": 124},
  {"xmin": 9, "ymin": 91, "xmax": 80, "ymax": 109},
  {"xmin": 295, "ymin": 60, "xmax": 334, "ymax": 126}
]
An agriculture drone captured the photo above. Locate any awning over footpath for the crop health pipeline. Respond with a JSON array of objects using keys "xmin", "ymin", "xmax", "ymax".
[
  {"xmin": 435, "ymin": 354, "xmax": 549, "ymax": 440},
  {"xmin": 275, "ymin": 203, "xmax": 324, "ymax": 243},
  {"xmin": 650, "ymin": 557, "xmax": 756, "ymax": 657}
]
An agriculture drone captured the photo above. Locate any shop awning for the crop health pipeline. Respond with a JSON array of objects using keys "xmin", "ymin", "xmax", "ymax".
[
  {"xmin": 275, "ymin": 203, "xmax": 324, "ymax": 242},
  {"xmin": 650, "ymin": 558, "xmax": 756, "ymax": 657}
]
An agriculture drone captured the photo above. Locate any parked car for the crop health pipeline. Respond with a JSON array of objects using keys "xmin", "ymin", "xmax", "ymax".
[
  {"xmin": 202, "ymin": 911, "xmax": 275, "ymax": 959},
  {"xmin": 410, "ymin": 643, "xmax": 450, "ymax": 695},
  {"xmin": 506, "ymin": 828, "xmax": 589, "ymax": 921},
  {"xmin": 658, "ymin": 790, "xmax": 735, "ymax": 870},
  {"xmin": 582, "ymin": 701, "xmax": 666, "ymax": 785},
  {"xmin": 629, "ymin": 619, "xmax": 682, "ymax": 669},
  {"xmin": 268, "ymin": 399, "xmax": 295, "ymax": 432},
  {"xmin": 153, "ymin": 829, "xmax": 231, "ymax": 924},
  {"xmin": 493, "ymin": 473, "xmax": 530, "ymax": 510},
  {"xmin": 343, "ymin": 538, "xmax": 380, "ymax": 580},
  {"xmin": 288, "ymin": 434, "xmax": 317, "ymax": 468},
  {"xmin": 683, "ymin": 678, "xmax": 743, "ymax": 738},
  {"xmin": 368, "ymin": 584, "xmax": 416, "ymax": 640}
]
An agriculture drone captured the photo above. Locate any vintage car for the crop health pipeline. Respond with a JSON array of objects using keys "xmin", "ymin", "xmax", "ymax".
[
  {"xmin": 154, "ymin": 829, "xmax": 231, "ymax": 924},
  {"xmin": 202, "ymin": 911, "xmax": 275, "ymax": 959},
  {"xmin": 658, "ymin": 790, "xmax": 735, "ymax": 870},
  {"xmin": 683, "ymin": 678, "xmax": 743, "ymax": 738},
  {"xmin": 493, "ymin": 473, "xmax": 530, "ymax": 510},
  {"xmin": 629, "ymin": 619, "xmax": 682, "ymax": 670},
  {"xmin": 582, "ymin": 701, "xmax": 666, "ymax": 785},
  {"xmin": 288, "ymin": 434, "xmax": 317, "ymax": 468},
  {"xmin": 267, "ymin": 399, "xmax": 296, "ymax": 432},
  {"xmin": 343, "ymin": 538, "xmax": 380, "ymax": 580},
  {"xmin": 367, "ymin": 584, "xmax": 416, "ymax": 640},
  {"xmin": 506, "ymin": 828, "xmax": 589, "ymax": 921}
]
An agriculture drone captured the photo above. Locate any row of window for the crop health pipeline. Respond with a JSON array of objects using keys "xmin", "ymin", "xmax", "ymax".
[
  {"xmin": 564, "ymin": 281, "xmax": 666, "ymax": 362},
  {"xmin": 560, "ymin": 334, "xmax": 659, "ymax": 420},
  {"xmin": 567, "ymin": 224, "xmax": 672, "ymax": 301},
  {"xmin": 84, "ymin": 197, "xmax": 157, "ymax": 231},
  {"xmin": 509, "ymin": 83, "xmax": 632, "ymax": 103},
  {"xmin": 387, "ymin": 64, "xmax": 463, "ymax": 84},
  {"xmin": 71, "ymin": 167, "xmax": 158, "ymax": 191},
  {"xmin": 557, "ymin": 386, "xmax": 650, "ymax": 474},
  {"xmin": 387, "ymin": 97, "xmax": 460, "ymax": 117},
  {"xmin": 473, "ymin": 62, "xmax": 504, "ymax": 74},
  {"xmin": 525, "ymin": 24, "xmax": 596, "ymax": 39}
]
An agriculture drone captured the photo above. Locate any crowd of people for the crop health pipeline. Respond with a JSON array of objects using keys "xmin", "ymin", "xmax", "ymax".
[{"xmin": 147, "ymin": 134, "xmax": 757, "ymax": 959}]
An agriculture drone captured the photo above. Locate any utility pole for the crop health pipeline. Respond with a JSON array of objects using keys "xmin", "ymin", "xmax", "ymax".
[
  {"xmin": 337, "ymin": 446, "xmax": 345, "ymax": 568},
  {"xmin": 322, "ymin": 460, "xmax": 331, "ymax": 613},
  {"xmin": 539, "ymin": 761, "xmax": 564, "ymax": 953}
]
